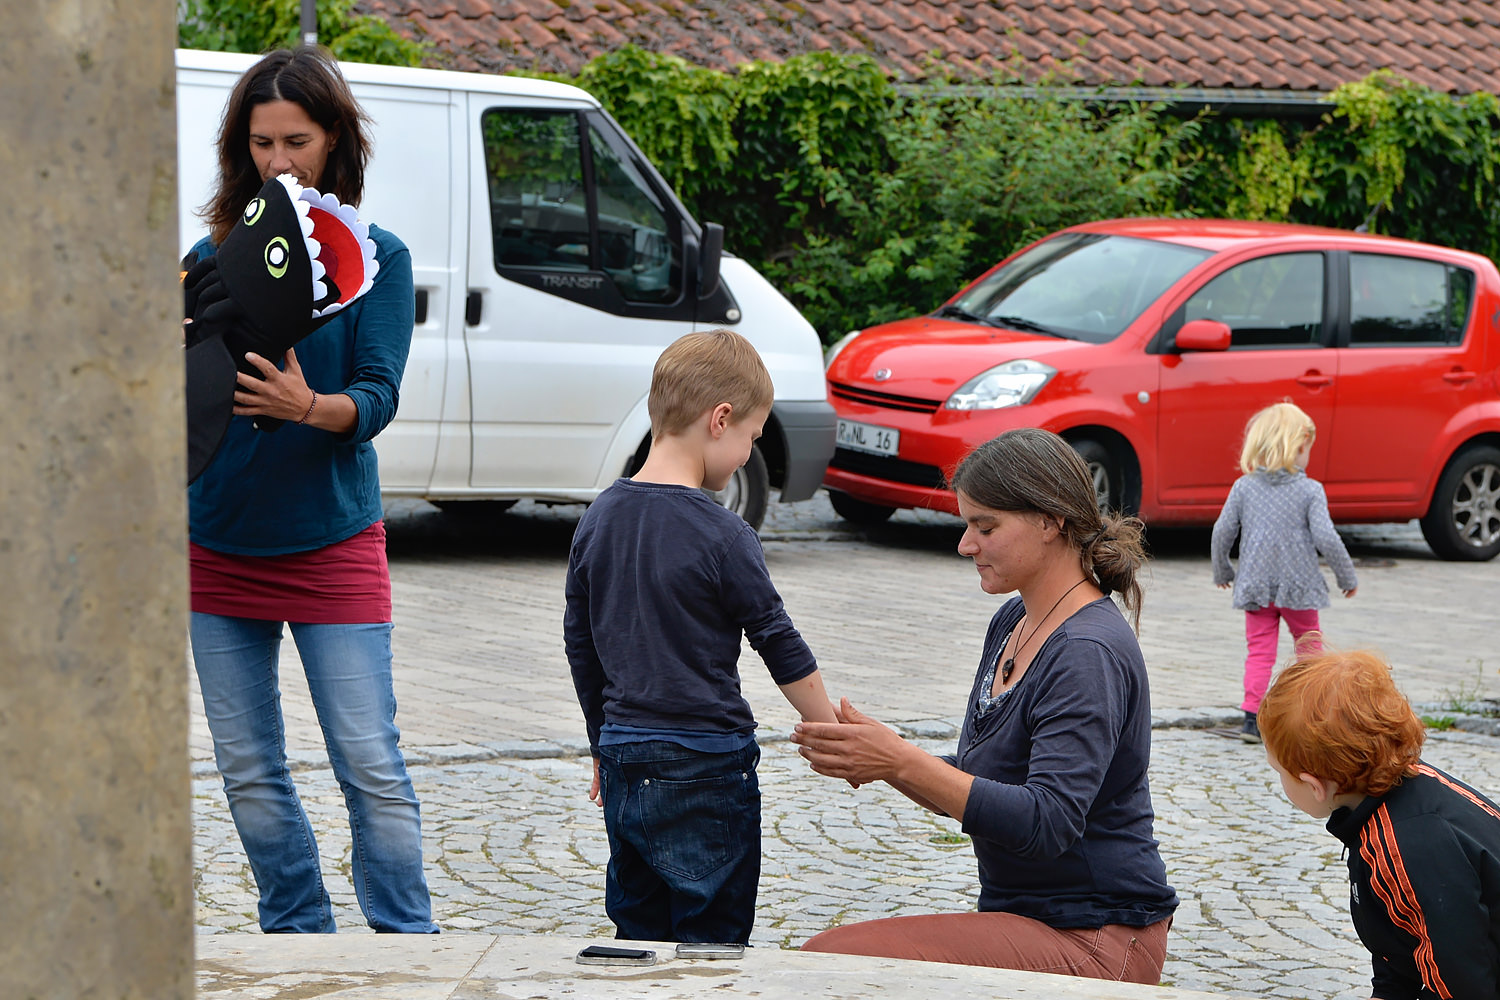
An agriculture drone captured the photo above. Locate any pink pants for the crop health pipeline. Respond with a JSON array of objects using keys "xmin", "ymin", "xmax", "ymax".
[
  {"xmin": 1242, "ymin": 605, "xmax": 1322, "ymax": 712},
  {"xmin": 801, "ymin": 912, "xmax": 1170, "ymax": 984}
]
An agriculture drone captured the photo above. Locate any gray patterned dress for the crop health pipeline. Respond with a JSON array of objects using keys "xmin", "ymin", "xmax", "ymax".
[{"xmin": 1210, "ymin": 468, "xmax": 1358, "ymax": 611}]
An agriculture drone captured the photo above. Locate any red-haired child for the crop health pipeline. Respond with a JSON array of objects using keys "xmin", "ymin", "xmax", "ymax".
[{"xmin": 1259, "ymin": 650, "xmax": 1500, "ymax": 1000}]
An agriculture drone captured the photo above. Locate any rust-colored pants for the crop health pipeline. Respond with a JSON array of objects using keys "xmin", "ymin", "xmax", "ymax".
[{"xmin": 802, "ymin": 912, "xmax": 1170, "ymax": 983}]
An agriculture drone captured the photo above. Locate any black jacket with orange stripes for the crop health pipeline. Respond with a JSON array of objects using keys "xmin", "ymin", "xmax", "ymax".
[{"xmin": 1326, "ymin": 763, "xmax": 1500, "ymax": 1000}]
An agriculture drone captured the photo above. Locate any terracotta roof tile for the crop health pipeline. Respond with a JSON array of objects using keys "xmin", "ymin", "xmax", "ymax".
[
  {"xmin": 1289, "ymin": 11, "xmax": 1346, "ymax": 43},
  {"xmin": 1227, "ymin": 10, "xmax": 1276, "ymax": 41},
  {"xmin": 1191, "ymin": 10, "xmax": 1246, "ymax": 41},
  {"xmin": 356, "ymin": 0, "xmax": 1500, "ymax": 94},
  {"xmin": 1423, "ymin": 15, "xmax": 1480, "ymax": 48}
]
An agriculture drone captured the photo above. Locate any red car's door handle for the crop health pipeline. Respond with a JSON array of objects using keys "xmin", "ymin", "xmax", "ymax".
[
  {"xmin": 1295, "ymin": 372, "xmax": 1332, "ymax": 388},
  {"xmin": 1443, "ymin": 370, "xmax": 1478, "ymax": 385}
]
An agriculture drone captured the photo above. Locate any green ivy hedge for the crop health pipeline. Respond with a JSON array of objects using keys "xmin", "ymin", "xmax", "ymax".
[{"xmin": 546, "ymin": 49, "xmax": 1500, "ymax": 343}]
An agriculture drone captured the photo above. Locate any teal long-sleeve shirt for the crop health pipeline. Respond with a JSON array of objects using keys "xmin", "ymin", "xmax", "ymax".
[{"xmin": 187, "ymin": 224, "xmax": 413, "ymax": 556}]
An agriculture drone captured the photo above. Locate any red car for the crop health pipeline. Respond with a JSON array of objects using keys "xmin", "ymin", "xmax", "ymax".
[{"xmin": 823, "ymin": 218, "xmax": 1500, "ymax": 560}]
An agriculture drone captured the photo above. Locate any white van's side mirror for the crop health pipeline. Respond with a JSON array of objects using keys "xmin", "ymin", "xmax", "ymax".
[{"xmin": 698, "ymin": 222, "xmax": 724, "ymax": 300}]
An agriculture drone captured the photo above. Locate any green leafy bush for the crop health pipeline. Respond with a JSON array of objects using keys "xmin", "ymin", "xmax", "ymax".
[
  {"xmin": 178, "ymin": 0, "xmax": 427, "ymax": 66},
  {"xmin": 557, "ymin": 48, "xmax": 1197, "ymax": 339},
  {"xmin": 564, "ymin": 51, "xmax": 1500, "ymax": 341},
  {"xmin": 769, "ymin": 86, "xmax": 1199, "ymax": 336},
  {"xmin": 1176, "ymin": 72, "xmax": 1500, "ymax": 260}
]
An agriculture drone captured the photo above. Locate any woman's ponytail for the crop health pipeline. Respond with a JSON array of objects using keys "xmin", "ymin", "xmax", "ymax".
[{"xmin": 1083, "ymin": 512, "xmax": 1146, "ymax": 629}]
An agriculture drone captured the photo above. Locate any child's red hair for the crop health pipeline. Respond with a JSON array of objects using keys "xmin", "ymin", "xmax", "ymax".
[{"xmin": 1258, "ymin": 649, "xmax": 1424, "ymax": 797}]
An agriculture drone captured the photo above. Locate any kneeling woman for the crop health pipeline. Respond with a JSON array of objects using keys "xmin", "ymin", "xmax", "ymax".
[{"xmin": 793, "ymin": 428, "xmax": 1176, "ymax": 983}]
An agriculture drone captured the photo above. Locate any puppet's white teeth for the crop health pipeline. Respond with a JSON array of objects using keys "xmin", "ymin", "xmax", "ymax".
[
  {"xmin": 295, "ymin": 183, "xmax": 380, "ymax": 305},
  {"xmin": 312, "ymin": 279, "xmax": 328, "ymax": 302},
  {"xmin": 310, "ymin": 259, "xmax": 326, "ymax": 282}
]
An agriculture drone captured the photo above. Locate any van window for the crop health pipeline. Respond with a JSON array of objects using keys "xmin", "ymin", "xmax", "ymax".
[
  {"xmin": 1350, "ymin": 253, "xmax": 1472, "ymax": 345},
  {"xmin": 587, "ymin": 122, "xmax": 680, "ymax": 303},
  {"xmin": 481, "ymin": 109, "xmax": 681, "ymax": 303},
  {"xmin": 1184, "ymin": 253, "xmax": 1324, "ymax": 348},
  {"xmin": 483, "ymin": 110, "xmax": 590, "ymax": 271}
]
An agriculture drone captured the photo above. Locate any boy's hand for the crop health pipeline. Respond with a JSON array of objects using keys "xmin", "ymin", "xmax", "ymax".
[
  {"xmin": 1343, "ymin": 587, "xmax": 1357, "ymax": 598},
  {"xmin": 589, "ymin": 757, "xmax": 602, "ymax": 808},
  {"xmin": 1216, "ymin": 583, "xmax": 1231, "ymax": 590}
]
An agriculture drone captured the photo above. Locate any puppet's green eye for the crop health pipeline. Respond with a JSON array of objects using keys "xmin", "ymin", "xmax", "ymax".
[
  {"xmin": 264, "ymin": 236, "xmax": 290, "ymax": 278},
  {"xmin": 243, "ymin": 198, "xmax": 266, "ymax": 226}
]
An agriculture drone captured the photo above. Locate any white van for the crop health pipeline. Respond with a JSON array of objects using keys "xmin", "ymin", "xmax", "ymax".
[{"xmin": 175, "ymin": 49, "xmax": 834, "ymax": 528}]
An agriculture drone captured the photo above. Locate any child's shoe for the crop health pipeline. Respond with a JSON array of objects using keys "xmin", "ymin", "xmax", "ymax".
[{"xmin": 1240, "ymin": 711, "xmax": 1262, "ymax": 744}]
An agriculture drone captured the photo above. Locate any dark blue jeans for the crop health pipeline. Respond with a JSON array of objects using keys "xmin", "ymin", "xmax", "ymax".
[{"xmin": 597, "ymin": 740, "xmax": 761, "ymax": 944}]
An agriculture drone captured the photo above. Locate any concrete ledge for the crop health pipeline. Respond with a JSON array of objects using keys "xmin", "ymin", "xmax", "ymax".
[{"xmin": 196, "ymin": 933, "xmax": 1225, "ymax": 999}]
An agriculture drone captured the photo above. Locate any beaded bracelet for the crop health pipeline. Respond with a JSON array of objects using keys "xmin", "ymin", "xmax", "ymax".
[{"xmin": 298, "ymin": 390, "xmax": 318, "ymax": 426}]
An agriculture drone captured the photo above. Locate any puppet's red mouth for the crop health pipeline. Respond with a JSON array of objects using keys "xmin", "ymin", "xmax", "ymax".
[{"xmin": 275, "ymin": 174, "xmax": 378, "ymax": 318}]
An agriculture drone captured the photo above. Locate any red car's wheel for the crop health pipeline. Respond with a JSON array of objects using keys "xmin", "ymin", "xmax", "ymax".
[{"xmin": 1421, "ymin": 445, "xmax": 1500, "ymax": 561}]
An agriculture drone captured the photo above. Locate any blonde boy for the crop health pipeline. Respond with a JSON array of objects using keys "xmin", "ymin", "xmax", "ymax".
[
  {"xmin": 1259, "ymin": 651, "xmax": 1500, "ymax": 999},
  {"xmin": 564, "ymin": 328, "xmax": 836, "ymax": 944}
]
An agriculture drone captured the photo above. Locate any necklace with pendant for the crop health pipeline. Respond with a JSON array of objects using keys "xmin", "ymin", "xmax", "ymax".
[{"xmin": 999, "ymin": 578, "xmax": 1090, "ymax": 685}]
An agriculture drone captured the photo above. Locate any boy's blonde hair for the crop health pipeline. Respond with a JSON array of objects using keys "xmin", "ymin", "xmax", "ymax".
[
  {"xmin": 1259, "ymin": 649, "xmax": 1425, "ymax": 797},
  {"xmin": 648, "ymin": 328, "xmax": 774, "ymax": 438},
  {"xmin": 1240, "ymin": 401, "xmax": 1316, "ymax": 474}
]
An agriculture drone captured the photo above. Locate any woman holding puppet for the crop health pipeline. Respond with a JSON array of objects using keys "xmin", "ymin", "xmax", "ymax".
[{"xmin": 183, "ymin": 47, "xmax": 434, "ymax": 934}]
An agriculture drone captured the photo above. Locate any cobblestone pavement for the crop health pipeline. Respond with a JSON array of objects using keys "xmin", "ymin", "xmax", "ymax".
[{"xmin": 190, "ymin": 495, "xmax": 1500, "ymax": 999}]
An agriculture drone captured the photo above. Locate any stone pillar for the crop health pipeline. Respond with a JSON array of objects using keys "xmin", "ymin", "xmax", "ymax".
[{"xmin": 0, "ymin": 3, "xmax": 192, "ymax": 998}]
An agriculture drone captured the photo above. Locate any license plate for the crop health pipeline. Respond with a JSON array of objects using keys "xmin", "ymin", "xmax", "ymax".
[{"xmin": 836, "ymin": 418, "xmax": 900, "ymax": 457}]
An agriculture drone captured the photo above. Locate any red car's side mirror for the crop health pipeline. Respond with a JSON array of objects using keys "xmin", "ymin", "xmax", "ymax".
[{"xmin": 1175, "ymin": 319, "xmax": 1232, "ymax": 352}]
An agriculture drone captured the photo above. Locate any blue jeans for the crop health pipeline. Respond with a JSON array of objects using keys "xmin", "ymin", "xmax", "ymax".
[
  {"xmin": 597, "ymin": 740, "xmax": 761, "ymax": 943},
  {"xmin": 190, "ymin": 613, "xmax": 435, "ymax": 933}
]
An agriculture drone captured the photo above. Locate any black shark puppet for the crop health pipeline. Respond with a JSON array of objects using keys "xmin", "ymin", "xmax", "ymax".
[{"xmin": 183, "ymin": 173, "xmax": 378, "ymax": 484}]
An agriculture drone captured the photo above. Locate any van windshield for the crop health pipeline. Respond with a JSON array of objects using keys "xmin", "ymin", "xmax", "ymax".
[{"xmin": 947, "ymin": 233, "xmax": 1211, "ymax": 343}]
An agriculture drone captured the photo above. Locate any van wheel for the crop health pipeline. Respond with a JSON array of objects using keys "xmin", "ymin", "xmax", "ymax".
[
  {"xmin": 1420, "ymin": 445, "xmax": 1500, "ymax": 561},
  {"xmin": 1070, "ymin": 438, "xmax": 1121, "ymax": 515},
  {"xmin": 828, "ymin": 489, "xmax": 897, "ymax": 525},
  {"xmin": 705, "ymin": 444, "xmax": 770, "ymax": 530}
]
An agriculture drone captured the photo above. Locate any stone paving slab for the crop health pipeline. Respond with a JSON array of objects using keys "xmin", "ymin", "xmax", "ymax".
[
  {"xmin": 189, "ymin": 495, "xmax": 1500, "ymax": 998},
  {"xmin": 197, "ymin": 932, "xmax": 1227, "ymax": 999}
]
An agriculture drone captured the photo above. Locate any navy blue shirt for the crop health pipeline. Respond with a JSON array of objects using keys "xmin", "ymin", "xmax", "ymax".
[
  {"xmin": 953, "ymin": 597, "xmax": 1178, "ymax": 928},
  {"xmin": 187, "ymin": 225, "xmax": 413, "ymax": 555},
  {"xmin": 564, "ymin": 479, "xmax": 818, "ymax": 753}
]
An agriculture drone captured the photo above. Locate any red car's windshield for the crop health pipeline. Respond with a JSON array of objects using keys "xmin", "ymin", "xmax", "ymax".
[{"xmin": 948, "ymin": 232, "xmax": 1212, "ymax": 343}]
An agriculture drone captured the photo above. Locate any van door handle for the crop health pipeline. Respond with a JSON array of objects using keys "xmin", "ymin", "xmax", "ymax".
[
  {"xmin": 1443, "ymin": 369, "xmax": 1477, "ymax": 385},
  {"xmin": 1295, "ymin": 372, "xmax": 1332, "ymax": 388},
  {"xmin": 414, "ymin": 288, "xmax": 429, "ymax": 325},
  {"xmin": 465, "ymin": 291, "xmax": 482, "ymax": 326}
]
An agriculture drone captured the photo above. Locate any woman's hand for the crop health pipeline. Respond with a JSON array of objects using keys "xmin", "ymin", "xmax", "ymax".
[
  {"xmin": 792, "ymin": 697, "xmax": 912, "ymax": 785},
  {"xmin": 588, "ymin": 757, "xmax": 602, "ymax": 808},
  {"xmin": 233, "ymin": 348, "xmax": 312, "ymax": 422}
]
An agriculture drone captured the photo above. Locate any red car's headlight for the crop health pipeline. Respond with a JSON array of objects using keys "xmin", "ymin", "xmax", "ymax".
[{"xmin": 945, "ymin": 360, "xmax": 1056, "ymax": 410}]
